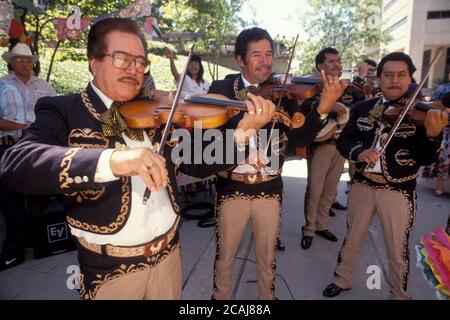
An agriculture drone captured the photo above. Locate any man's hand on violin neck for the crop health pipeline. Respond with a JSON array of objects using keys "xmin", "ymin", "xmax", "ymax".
[
  {"xmin": 317, "ymin": 70, "xmax": 349, "ymax": 114},
  {"xmin": 110, "ymin": 148, "xmax": 168, "ymax": 191},
  {"xmin": 357, "ymin": 148, "xmax": 380, "ymax": 164},
  {"xmin": 424, "ymin": 109, "xmax": 448, "ymax": 138},
  {"xmin": 238, "ymin": 92, "xmax": 276, "ymax": 131}
]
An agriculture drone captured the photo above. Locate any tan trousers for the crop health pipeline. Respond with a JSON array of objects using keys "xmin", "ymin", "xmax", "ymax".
[
  {"xmin": 303, "ymin": 143, "xmax": 345, "ymax": 236},
  {"xmin": 213, "ymin": 197, "xmax": 280, "ymax": 300},
  {"xmin": 95, "ymin": 246, "xmax": 182, "ymax": 300},
  {"xmin": 333, "ymin": 183, "xmax": 415, "ymax": 300}
]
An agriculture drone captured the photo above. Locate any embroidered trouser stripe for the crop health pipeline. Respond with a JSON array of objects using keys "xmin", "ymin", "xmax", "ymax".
[
  {"xmin": 94, "ymin": 246, "xmax": 182, "ymax": 300},
  {"xmin": 213, "ymin": 197, "xmax": 280, "ymax": 300},
  {"xmin": 334, "ymin": 183, "xmax": 415, "ymax": 299}
]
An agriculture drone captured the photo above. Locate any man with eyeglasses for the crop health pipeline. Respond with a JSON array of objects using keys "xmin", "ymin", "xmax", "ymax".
[{"xmin": 0, "ymin": 18, "xmax": 276, "ymax": 299}]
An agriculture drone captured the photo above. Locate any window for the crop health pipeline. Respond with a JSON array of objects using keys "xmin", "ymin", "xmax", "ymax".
[
  {"xmin": 427, "ymin": 11, "xmax": 450, "ymax": 19},
  {"xmin": 383, "ymin": 0, "xmax": 398, "ymax": 12},
  {"xmin": 389, "ymin": 16, "xmax": 407, "ymax": 32}
]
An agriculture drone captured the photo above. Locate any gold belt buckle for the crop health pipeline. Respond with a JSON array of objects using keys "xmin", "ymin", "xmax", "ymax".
[{"xmin": 247, "ymin": 174, "xmax": 259, "ymax": 184}]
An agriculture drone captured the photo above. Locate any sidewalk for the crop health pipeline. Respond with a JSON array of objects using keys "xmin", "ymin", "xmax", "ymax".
[{"xmin": 0, "ymin": 159, "xmax": 448, "ymax": 300}]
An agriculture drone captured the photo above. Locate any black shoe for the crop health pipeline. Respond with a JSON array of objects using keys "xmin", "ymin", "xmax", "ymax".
[
  {"xmin": 301, "ymin": 236, "xmax": 313, "ymax": 249},
  {"xmin": 323, "ymin": 283, "xmax": 350, "ymax": 297},
  {"xmin": 0, "ymin": 254, "xmax": 25, "ymax": 272},
  {"xmin": 331, "ymin": 201, "xmax": 347, "ymax": 210},
  {"xmin": 329, "ymin": 209, "xmax": 336, "ymax": 217},
  {"xmin": 315, "ymin": 230, "xmax": 338, "ymax": 242},
  {"xmin": 277, "ymin": 240, "xmax": 285, "ymax": 251}
]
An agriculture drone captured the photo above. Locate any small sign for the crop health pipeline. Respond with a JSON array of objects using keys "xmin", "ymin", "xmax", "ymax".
[{"xmin": 47, "ymin": 222, "xmax": 68, "ymax": 243}]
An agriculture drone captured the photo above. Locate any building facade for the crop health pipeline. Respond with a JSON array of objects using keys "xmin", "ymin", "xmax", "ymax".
[{"xmin": 380, "ymin": 0, "xmax": 450, "ymax": 89}]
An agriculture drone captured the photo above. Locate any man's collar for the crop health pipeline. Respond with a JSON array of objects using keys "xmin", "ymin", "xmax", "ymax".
[
  {"xmin": 7, "ymin": 72, "xmax": 35, "ymax": 85},
  {"xmin": 241, "ymin": 75, "xmax": 259, "ymax": 88},
  {"xmin": 90, "ymin": 81, "xmax": 113, "ymax": 109}
]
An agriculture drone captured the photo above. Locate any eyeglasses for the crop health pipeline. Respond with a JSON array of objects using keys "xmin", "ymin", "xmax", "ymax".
[{"xmin": 103, "ymin": 51, "xmax": 148, "ymax": 73}]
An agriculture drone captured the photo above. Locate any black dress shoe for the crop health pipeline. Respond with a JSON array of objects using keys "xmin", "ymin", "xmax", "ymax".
[
  {"xmin": 329, "ymin": 209, "xmax": 336, "ymax": 217},
  {"xmin": 323, "ymin": 283, "xmax": 350, "ymax": 297},
  {"xmin": 332, "ymin": 201, "xmax": 347, "ymax": 210},
  {"xmin": 277, "ymin": 240, "xmax": 286, "ymax": 251},
  {"xmin": 315, "ymin": 229, "xmax": 338, "ymax": 242},
  {"xmin": 301, "ymin": 236, "xmax": 313, "ymax": 249}
]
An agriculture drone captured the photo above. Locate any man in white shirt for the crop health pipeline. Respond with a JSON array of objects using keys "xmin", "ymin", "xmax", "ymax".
[
  {"xmin": 1, "ymin": 43, "xmax": 56, "ymax": 125},
  {"xmin": 0, "ymin": 18, "xmax": 275, "ymax": 299}
]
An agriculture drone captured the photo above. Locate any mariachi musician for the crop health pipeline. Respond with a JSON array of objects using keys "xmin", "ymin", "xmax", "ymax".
[
  {"xmin": 0, "ymin": 18, "xmax": 277, "ymax": 300},
  {"xmin": 323, "ymin": 52, "xmax": 448, "ymax": 299},
  {"xmin": 300, "ymin": 47, "xmax": 366, "ymax": 250},
  {"xmin": 208, "ymin": 28, "xmax": 345, "ymax": 300}
]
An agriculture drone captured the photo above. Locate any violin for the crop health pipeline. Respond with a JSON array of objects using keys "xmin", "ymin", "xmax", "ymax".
[
  {"xmin": 383, "ymin": 97, "xmax": 450, "ymax": 126},
  {"xmin": 119, "ymin": 90, "xmax": 306, "ymax": 130},
  {"xmin": 252, "ymin": 75, "xmax": 322, "ymax": 102}
]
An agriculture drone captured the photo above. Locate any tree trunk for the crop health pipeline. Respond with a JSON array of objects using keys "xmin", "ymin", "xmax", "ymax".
[{"xmin": 46, "ymin": 40, "xmax": 61, "ymax": 82}]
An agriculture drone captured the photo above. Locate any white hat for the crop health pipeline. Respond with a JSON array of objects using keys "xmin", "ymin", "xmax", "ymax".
[{"xmin": 2, "ymin": 43, "xmax": 39, "ymax": 64}]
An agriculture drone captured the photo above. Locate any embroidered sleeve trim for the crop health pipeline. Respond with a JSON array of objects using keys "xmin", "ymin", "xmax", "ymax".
[
  {"xmin": 349, "ymin": 142, "xmax": 363, "ymax": 160},
  {"xmin": 60, "ymin": 148, "xmax": 81, "ymax": 190}
]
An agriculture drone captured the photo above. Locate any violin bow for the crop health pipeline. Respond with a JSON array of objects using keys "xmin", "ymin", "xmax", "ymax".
[
  {"xmin": 264, "ymin": 34, "xmax": 299, "ymax": 155},
  {"xmin": 142, "ymin": 45, "xmax": 195, "ymax": 204},
  {"xmin": 363, "ymin": 46, "xmax": 445, "ymax": 173}
]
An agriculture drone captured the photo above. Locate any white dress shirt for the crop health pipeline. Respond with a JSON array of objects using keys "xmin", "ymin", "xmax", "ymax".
[
  {"xmin": 69, "ymin": 82, "xmax": 177, "ymax": 246},
  {"xmin": 232, "ymin": 75, "xmax": 275, "ymax": 175}
]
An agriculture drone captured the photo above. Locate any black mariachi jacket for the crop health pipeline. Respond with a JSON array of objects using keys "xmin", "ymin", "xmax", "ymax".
[
  {"xmin": 337, "ymin": 97, "xmax": 441, "ymax": 191},
  {"xmin": 208, "ymin": 74, "xmax": 324, "ymax": 194},
  {"xmin": 0, "ymin": 84, "xmax": 247, "ymax": 235}
]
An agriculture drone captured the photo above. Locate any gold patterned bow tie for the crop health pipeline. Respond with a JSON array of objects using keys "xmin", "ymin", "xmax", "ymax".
[{"xmin": 99, "ymin": 101, "xmax": 144, "ymax": 141}]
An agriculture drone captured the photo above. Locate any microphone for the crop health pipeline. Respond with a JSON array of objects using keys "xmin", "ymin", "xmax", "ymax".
[{"xmin": 441, "ymin": 91, "xmax": 450, "ymax": 108}]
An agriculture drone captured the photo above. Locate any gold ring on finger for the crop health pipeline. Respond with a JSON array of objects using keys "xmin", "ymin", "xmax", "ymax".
[
  {"xmin": 256, "ymin": 108, "xmax": 263, "ymax": 114},
  {"xmin": 146, "ymin": 161, "xmax": 155, "ymax": 170}
]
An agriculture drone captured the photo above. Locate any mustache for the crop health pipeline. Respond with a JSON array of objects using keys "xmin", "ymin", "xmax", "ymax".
[
  {"xmin": 388, "ymin": 86, "xmax": 402, "ymax": 90},
  {"xmin": 118, "ymin": 76, "xmax": 140, "ymax": 84}
]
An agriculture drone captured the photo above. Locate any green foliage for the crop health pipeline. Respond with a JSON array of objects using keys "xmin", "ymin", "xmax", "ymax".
[
  {"xmin": 147, "ymin": 41, "xmax": 177, "ymax": 57},
  {"xmin": 0, "ymin": 47, "xmax": 234, "ymax": 95},
  {"xmin": 294, "ymin": 0, "xmax": 392, "ymax": 74},
  {"xmin": 155, "ymin": 0, "xmax": 246, "ymax": 79}
]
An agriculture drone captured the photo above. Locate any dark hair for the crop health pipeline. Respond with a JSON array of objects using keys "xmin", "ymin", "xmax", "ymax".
[
  {"xmin": 315, "ymin": 47, "xmax": 339, "ymax": 71},
  {"xmin": 234, "ymin": 27, "xmax": 273, "ymax": 62},
  {"xmin": 87, "ymin": 18, "xmax": 148, "ymax": 71},
  {"xmin": 376, "ymin": 52, "xmax": 416, "ymax": 77},
  {"xmin": 188, "ymin": 54, "xmax": 205, "ymax": 85},
  {"xmin": 363, "ymin": 58, "xmax": 377, "ymax": 67}
]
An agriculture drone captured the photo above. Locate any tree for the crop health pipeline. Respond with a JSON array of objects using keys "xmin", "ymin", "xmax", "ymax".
[
  {"xmin": 155, "ymin": 0, "xmax": 246, "ymax": 80},
  {"xmin": 19, "ymin": 0, "xmax": 134, "ymax": 76},
  {"xmin": 294, "ymin": 0, "xmax": 391, "ymax": 75}
]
